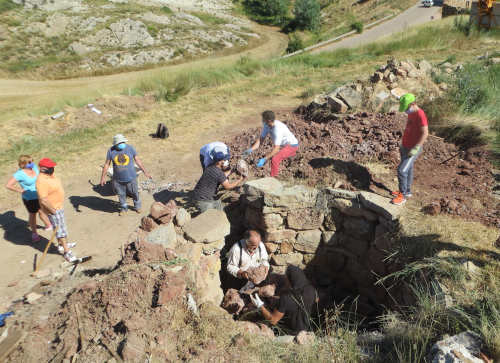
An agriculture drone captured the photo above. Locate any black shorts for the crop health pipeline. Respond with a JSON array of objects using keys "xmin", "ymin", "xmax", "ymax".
[{"xmin": 22, "ymin": 198, "xmax": 41, "ymax": 214}]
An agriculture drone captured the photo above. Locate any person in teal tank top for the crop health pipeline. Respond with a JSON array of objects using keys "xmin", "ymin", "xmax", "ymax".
[{"xmin": 5, "ymin": 155, "xmax": 51, "ymax": 242}]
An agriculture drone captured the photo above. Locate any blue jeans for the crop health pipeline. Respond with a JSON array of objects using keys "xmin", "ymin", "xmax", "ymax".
[
  {"xmin": 195, "ymin": 199, "xmax": 222, "ymax": 213},
  {"xmin": 112, "ymin": 178, "xmax": 140, "ymax": 211},
  {"xmin": 397, "ymin": 146, "xmax": 422, "ymax": 195}
]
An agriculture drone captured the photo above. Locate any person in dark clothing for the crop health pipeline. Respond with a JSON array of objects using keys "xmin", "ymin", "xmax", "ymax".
[
  {"xmin": 250, "ymin": 265, "xmax": 317, "ymax": 334},
  {"xmin": 192, "ymin": 152, "xmax": 245, "ymax": 213}
]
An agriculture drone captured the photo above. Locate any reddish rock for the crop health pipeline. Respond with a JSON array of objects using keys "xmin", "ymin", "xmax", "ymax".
[
  {"xmin": 222, "ymin": 289, "xmax": 245, "ymax": 314},
  {"xmin": 237, "ymin": 321, "xmax": 275, "ymax": 338},
  {"xmin": 157, "ymin": 274, "xmax": 186, "ymax": 305},
  {"xmin": 141, "ymin": 216, "xmax": 158, "ymax": 232},
  {"xmin": 280, "ymin": 241, "xmax": 293, "ymax": 254},
  {"xmin": 122, "ymin": 240, "xmax": 174, "ymax": 264},
  {"xmin": 257, "ymin": 323, "xmax": 275, "ymax": 338},
  {"xmin": 150, "ymin": 200, "xmax": 177, "ymax": 223},
  {"xmin": 258, "ymin": 284, "xmax": 276, "ymax": 297},
  {"xmin": 246, "ymin": 265, "xmax": 268, "ymax": 285}
]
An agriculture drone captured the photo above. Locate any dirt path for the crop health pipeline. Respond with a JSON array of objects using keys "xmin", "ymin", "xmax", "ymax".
[
  {"xmin": 311, "ymin": 4, "xmax": 442, "ymax": 54},
  {"xmin": 0, "ymin": 24, "xmax": 287, "ymax": 121}
]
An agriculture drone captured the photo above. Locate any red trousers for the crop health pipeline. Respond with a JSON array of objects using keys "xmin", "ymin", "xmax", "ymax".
[{"xmin": 271, "ymin": 145, "xmax": 298, "ymax": 177}]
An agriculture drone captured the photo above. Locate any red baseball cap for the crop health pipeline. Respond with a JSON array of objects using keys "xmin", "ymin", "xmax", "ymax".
[{"xmin": 39, "ymin": 158, "xmax": 57, "ymax": 167}]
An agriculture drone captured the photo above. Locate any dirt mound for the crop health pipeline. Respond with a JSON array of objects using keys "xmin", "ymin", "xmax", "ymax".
[{"xmin": 225, "ymin": 110, "xmax": 498, "ymax": 227}]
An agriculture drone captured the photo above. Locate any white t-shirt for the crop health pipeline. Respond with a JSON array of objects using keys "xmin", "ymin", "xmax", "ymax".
[
  {"xmin": 260, "ymin": 120, "xmax": 298, "ymax": 146},
  {"xmin": 226, "ymin": 240, "xmax": 270, "ymax": 278},
  {"xmin": 199, "ymin": 141, "xmax": 229, "ymax": 168}
]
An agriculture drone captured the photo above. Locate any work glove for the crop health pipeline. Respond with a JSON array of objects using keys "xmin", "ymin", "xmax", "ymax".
[
  {"xmin": 257, "ymin": 158, "xmax": 267, "ymax": 168},
  {"xmin": 250, "ymin": 293, "xmax": 264, "ymax": 309},
  {"xmin": 409, "ymin": 145, "xmax": 421, "ymax": 157},
  {"xmin": 243, "ymin": 148, "xmax": 253, "ymax": 156}
]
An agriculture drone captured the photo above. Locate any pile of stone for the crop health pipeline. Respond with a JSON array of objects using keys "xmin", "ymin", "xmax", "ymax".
[
  {"xmin": 307, "ymin": 58, "xmax": 449, "ymax": 116},
  {"xmin": 239, "ymin": 178, "xmax": 409, "ymax": 314}
]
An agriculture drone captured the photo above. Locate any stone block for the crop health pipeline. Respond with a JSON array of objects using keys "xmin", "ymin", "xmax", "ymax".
[
  {"xmin": 264, "ymin": 242, "xmax": 278, "ymax": 254},
  {"xmin": 195, "ymin": 253, "xmax": 223, "ymax": 305},
  {"xmin": 322, "ymin": 231, "xmax": 336, "ymax": 245},
  {"xmin": 244, "ymin": 178, "xmax": 283, "ymax": 197},
  {"xmin": 294, "ymin": 230, "xmax": 322, "ymax": 253},
  {"xmin": 280, "ymin": 241, "xmax": 293, "ymax": 254},
  {"xmin": 359, "ymin": 192, "xmax": 402, "ymax": 221},
  {"xmin": 184, "ymin": 209, "xmax": 230, "ymax": 243},
  {"xmin": 157, "ymin": 273, "xmax": 186, "ymax": 305},
  {"xmin": 271, "ymin": 253, "xmax": 303, "ymax": 266},
  {"xmin": 322, "ymin": 188, "xmax": 358, "ymax": 200},
  {"xmin": 150, "ymin": 200, "xmax": 177, "ymax": 224},
  {"xmin": 175, "ymin": 207, "xmax": 191, "ymax": 227},
  {"xmin": 263, "ymin": 213, "xmax": 283, "ymax": 230},
  {"xmin": 264, "ymin": 185, "xmax": 318, "ymax": 209},
  {"xmin": 202, "ymin": 239, "xmax": 225, "ymax": 254},
  {"xmin": 266, "ymin": 229, "xmax": 297, "ymax": 243},
  {"xmin": 327, "ymin": 95, "xmax": 348, "ymax": 113},
  {"xmin": 287, "ymin": 208, "xmax": 324, "ymax": 230},
  {"xmin": 336, "ymin": 86, "xmax": 362, "ymax": 109},
  {"xmin": 303, "ymin": 254, "xmax": 315, "ymax": 265},
  {"xmin": 146, "ymin": 222, "xmax": 177, "ymax": 249}
]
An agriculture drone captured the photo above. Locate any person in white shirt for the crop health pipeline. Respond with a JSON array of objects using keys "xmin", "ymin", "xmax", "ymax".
[
  {"xmin": 199, "ymin": 142, "xmax": 230, "ymax": 171},
  {"xmin": 243, "ymin": 110, "xmax": 299, "ymax": 177},
  {"xmin": 226, "ymin": 229, "xmax": 270, "ymax": 288}
]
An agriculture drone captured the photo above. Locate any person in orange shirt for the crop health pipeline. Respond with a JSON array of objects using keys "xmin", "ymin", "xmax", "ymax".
[{"xmin": 36, "ymin": 158, "xmax": 77, "ymax": 262}]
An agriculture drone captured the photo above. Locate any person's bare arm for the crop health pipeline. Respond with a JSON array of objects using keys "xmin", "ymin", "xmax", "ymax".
[
  {"xmin": 100, "ymin": 159, "xmax": 112, "ymax": 186},
  {"xmin": 250, "ymin": 137, "xmax": 262, "ymax": 151},
  {"xmin": 39, "ymin": 197, "xmax": 57, "ymax": 215},
  {"xmin": 260, "ymin": 307, "xmax": 284, "ymax": 325},
  {"xmin": 265, "ymin": 145, "xmax": 281, "ymax": 160},
  {"xmin": 221, "ymin": 176, "xmax": 245, "ymax": 190},
  {"xmin": 5, "ymin": 177, "xmax": 23, "ymax": 194},
  {"xmin": 417, "ymin": 126, "xmax": 429, "ymax": 146},
  {"xmin": 134, "ymin": 156, "xmax": 151, "ymax": 179}
]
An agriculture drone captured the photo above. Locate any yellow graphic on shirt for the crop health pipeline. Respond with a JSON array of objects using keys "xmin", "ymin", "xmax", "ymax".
[{"xmin": 113, "ymin": 153, "xmax": 130, "ymax": 166}]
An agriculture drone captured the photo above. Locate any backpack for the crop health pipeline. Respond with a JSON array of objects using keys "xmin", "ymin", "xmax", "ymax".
[{"xmin": 155, "ymin": 123, "xmax": 169, "ymax": 139}]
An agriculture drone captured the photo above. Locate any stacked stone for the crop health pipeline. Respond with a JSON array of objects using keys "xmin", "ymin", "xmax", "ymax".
[{"xmin": 241, "ymin": 178, "xmax": 403, "ymax": 310}]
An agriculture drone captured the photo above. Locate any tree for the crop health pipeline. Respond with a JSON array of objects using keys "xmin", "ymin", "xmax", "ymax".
[
  {"xmin": 293, "ymin": 0, "xmax": 321, "ymax": 31},
  {"xmin": 242, "ymin": 0, "xmax": 290, "ymax": 25}
]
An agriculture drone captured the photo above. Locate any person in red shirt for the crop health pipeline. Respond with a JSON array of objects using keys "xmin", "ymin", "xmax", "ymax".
[{"xmin": 392, "ymin": 93, "xmax": 429, "ymax": 205}]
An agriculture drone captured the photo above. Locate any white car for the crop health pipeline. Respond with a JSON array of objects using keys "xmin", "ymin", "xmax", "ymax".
[{"xmin": 422, "ymin": 0, "xmax": 434, "ymax": 7}]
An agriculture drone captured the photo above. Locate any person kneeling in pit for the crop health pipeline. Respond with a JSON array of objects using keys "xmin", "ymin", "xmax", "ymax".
[
  {"xmin": 226, "ymin": 229, "xmax": 270, "ymax": 290},
  {"xmin": 250, "ymin": 265, "xmax": 317, "ymax": 335}
]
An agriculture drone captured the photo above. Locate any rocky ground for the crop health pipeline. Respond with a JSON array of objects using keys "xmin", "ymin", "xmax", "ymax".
[{"xmin": 1, "ymin": 0, "xmax": 258, "ymax": 77}]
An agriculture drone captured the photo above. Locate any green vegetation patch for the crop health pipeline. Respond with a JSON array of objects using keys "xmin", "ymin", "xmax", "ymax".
[{"xmin": 0, "ymin": 0, "xmax": 19, "ymax": 13}]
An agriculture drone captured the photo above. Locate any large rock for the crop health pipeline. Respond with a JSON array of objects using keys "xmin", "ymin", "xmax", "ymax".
[
  {"xmin": 175, "ymin": 207, "xmax": 191, "ymax": 227},
  {"xmin": 146, "ymin": 222, "xmax": 177, "ymax": 248},
  {"xmin": 195, "ymin": 252, "xmax": 223, "ymax": 305},
  {"xmin": 359, "ymin": 192, "xmax": 402, "ymax": 221},
  {"xmin": 327, "ymin": 95, "xmax": 348, "ymax": 113},
  {"xmin": 266, "ymin": 229, "xmax": 297, "ymax": 243},
  {"xmin": 271, "ymin": 253, "xmax": 303, "ymax": 266},
  {"xmin": 263, "ymin": 213, "xmax": 284, "ymax": 230},
  {"xmin": 264, "ymin": 185, "xmax": 318, "ymax": 209},
  {"xmin": 294, "ymin": 230, "xmax": 322, "ymax": 253},
  {"xmin": 336, "ymin": 86, "xmax": 363, "ymax": 109},
  {"xmin": 246, "ymin": 264, "xmax": 268, "ymax": 285},
  {"xmin": 244, "ymin": 178, "xmax": 283, "ymax": 197},
  {"xmin": 287, "ymin": 208, "xmax": 324, "ymax": 230},
  {"xmin": 157, "ymin": 270, "xmax": 187, "ymax": 305},
  {"xmin": 428, "ymin": 331, "xmax": 483, "ymax": 363},
  {"xmin": 222, "ymin": 289, "xmax": 245, "ymax": 315},
  {"xmin": 183, "ymin": 209, "xmax": 230, "ymax": 243}
]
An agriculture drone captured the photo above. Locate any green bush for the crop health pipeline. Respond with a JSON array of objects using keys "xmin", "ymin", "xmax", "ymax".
[
  {"xmin": 242, "ymin": 0, "xmax": 290, "ymax": 25},
  {"xmin": 286, "ymin": 33, "xmax": 304, "ymax": 53},
  {"xmin": 351, "ymin": 21, "xmax": 363, "ymax": 34},
  {"xmin": 294, "ymin": 0, "xmax": 321, "ymax": 31},
  {"xmin": 161, "ymin": 6, "xmax": 173, "ymax": 14},
  {"xmin": 0, "ymin": 0, "xmax": 19, "ymax": 13}
]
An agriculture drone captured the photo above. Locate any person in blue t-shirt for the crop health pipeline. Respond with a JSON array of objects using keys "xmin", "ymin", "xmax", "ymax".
[
  {"xmin": 5, "ymin": 155, "xmax": 52, "ymax": 242},
  {"xmin": 100, "ymin": 134, "xmax": 152, "ymax": 216}
]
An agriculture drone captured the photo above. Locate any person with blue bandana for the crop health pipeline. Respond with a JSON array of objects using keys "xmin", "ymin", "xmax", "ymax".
[
  {"xmin": 100, "ymin": 134, "xmax": 152, "ymax": 216},
  {"xmin": 5, "ymin": 155, "xmax": 52, "ymax": 242}
]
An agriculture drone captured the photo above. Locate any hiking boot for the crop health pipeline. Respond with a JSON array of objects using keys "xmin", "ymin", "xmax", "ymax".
[
  {"xmin": 119, "ymin": 209, "xmax": 128, "ymax": 216},
  {"xmin": 391, "ymin": 193, "xmax": 406, "ymax": 205},
  {"xmin": 32, "ymin": 233, "xmax": 40, "ymax": 242},
  {"xmin": 64, "ymin": 251, "xmax": 77, "ymax": 263},
  {"xmin": 58, "ymin": 242, "xmax": 77, "ymax": 254}
]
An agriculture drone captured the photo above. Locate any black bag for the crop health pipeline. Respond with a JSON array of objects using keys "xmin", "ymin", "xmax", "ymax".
[{"xmin": 155, "ymin": 123, "xmax": 169, "ymax": 139}]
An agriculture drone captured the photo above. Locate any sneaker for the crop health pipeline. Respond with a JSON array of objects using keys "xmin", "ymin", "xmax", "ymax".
[
  {"xmin": 58, "ymin": 242, "xmax": 77, "ymax": 254},
  {"xmin": 32, "ymin": 233, "xmax": 41, "ymax": 242},
  {"xmin": 391, "ymin": 191, "xmax": 402, "ymax": 196},
  {"xmin": 391, "ymin": 193, "xmax": 406, "ymax": 205},
  {"xmin": 64, "ymin": 251, "xmax": 77, "ymax": 263},
  {"xmin": 44, "ymin": 225, "xmax": 53, "ymax": 232},
  {"xmin": 119, "ymin": 209, "xmax": 128, "ymax": 216},
  {"xmin": 404, "ymin": 193, "xmax": 413, "ymax": 198}
]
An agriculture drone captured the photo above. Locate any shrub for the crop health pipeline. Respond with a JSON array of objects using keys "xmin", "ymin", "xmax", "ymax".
[
  {"xmin": 351, "ymin": 21, "xmax": 363, "ymax": 34},
  {"xmin": 242, "ymin": 0, "xmax": 290, "ymax": 25},
  {"xmin": 0, "ymin": 0, "xmax": 19, "ymax": 13},
  {"xmin": 161, "ymin": 6, "xmax": 173, "ymax": 14},
  {"xmin": 286, "ymin": 33, "xmax": 304, "ymax": 53},
  {"xmin": 293, "ymin": 0, "xmax": 321, "ymax": 31}
]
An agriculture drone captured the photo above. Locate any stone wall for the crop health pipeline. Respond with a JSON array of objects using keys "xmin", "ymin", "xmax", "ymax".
[{"xmin": 240, "ymin": 178, "xmax": 407, "ymax": 314}]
